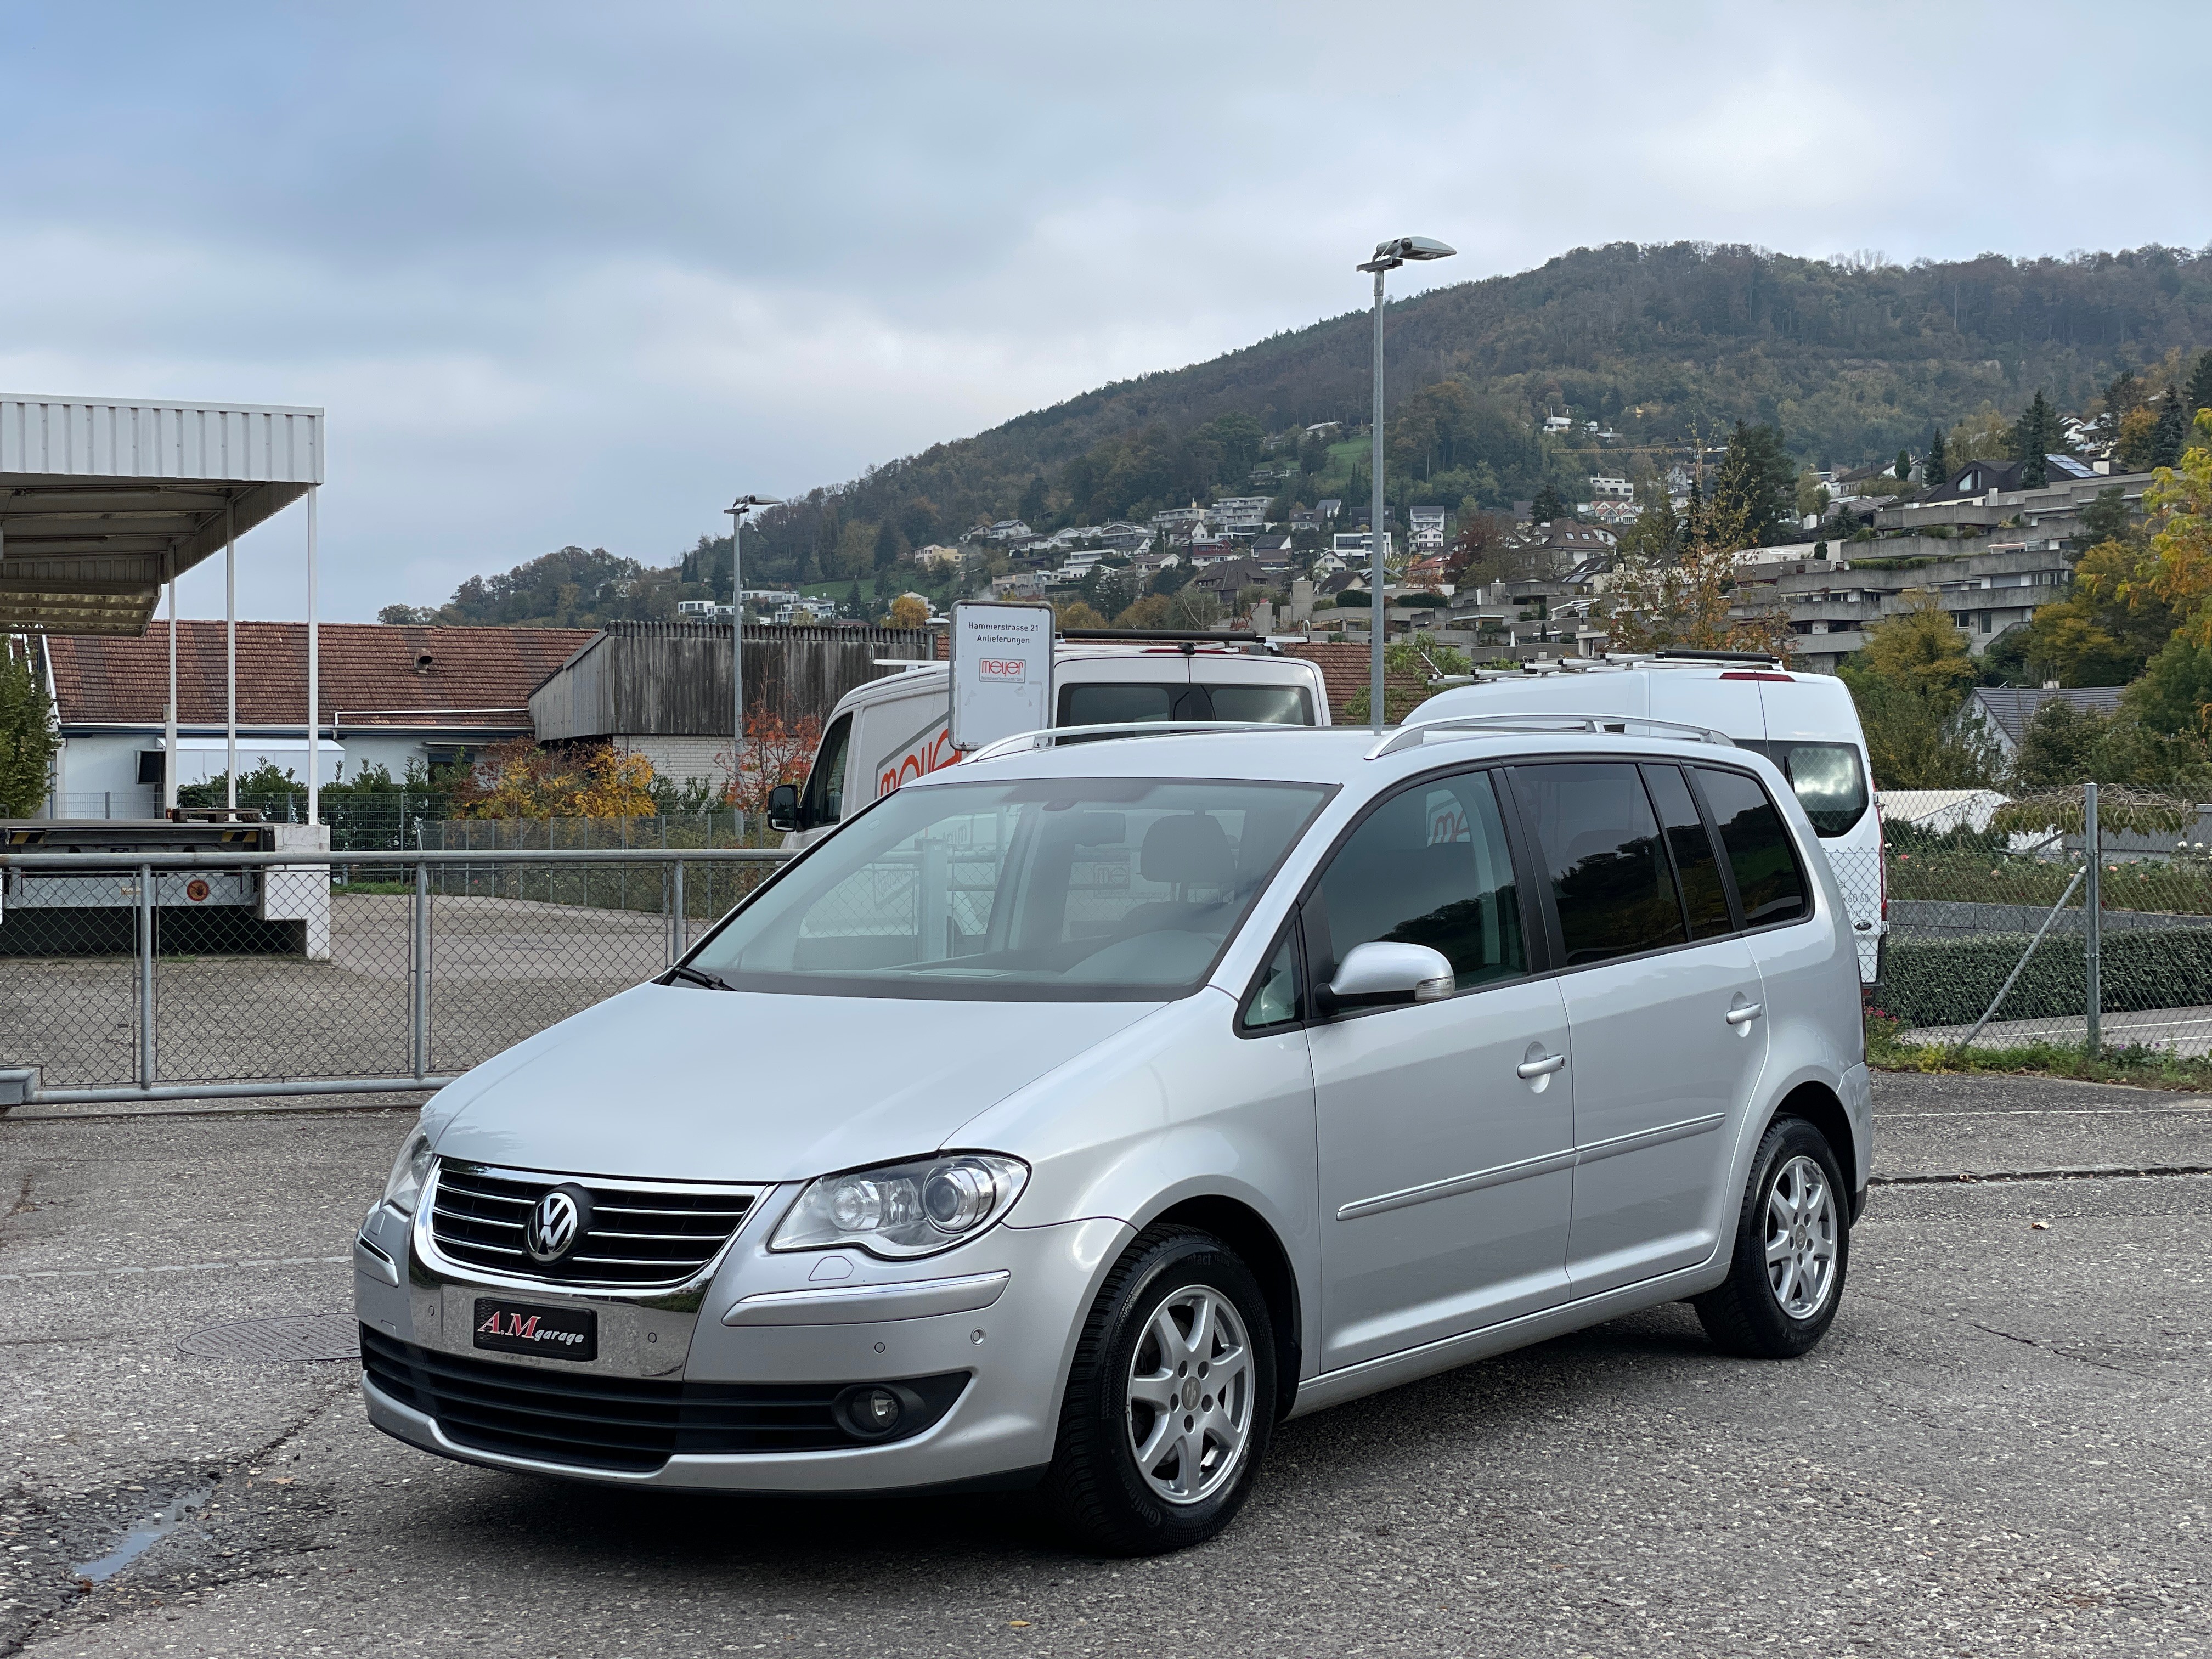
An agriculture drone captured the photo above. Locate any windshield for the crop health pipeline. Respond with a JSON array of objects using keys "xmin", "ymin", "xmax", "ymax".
[
  {"xmin": 687, "ymin": 776, "xmax": 1333, "ymax": 1001},
  {"xmin": 1746, "ymin": 740, "xmax": 1868, "ymax": 837}
]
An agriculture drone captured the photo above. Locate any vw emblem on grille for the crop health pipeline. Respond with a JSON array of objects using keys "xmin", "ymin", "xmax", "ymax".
[{"xmin": 526, "ymin": 1184, "xmax": 592, "ymax": 1266}]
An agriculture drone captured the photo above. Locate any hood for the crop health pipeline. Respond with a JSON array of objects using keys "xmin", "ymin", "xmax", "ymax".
[{"xmin": 426, "ymin": 982, "xmax": 1164, "ymax": 1183}]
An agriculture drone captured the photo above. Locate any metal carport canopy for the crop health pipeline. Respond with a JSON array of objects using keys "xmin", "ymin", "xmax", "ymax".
[{"xmin": 0, "ymin": 395, "xmax": 324, "ymax": 636}]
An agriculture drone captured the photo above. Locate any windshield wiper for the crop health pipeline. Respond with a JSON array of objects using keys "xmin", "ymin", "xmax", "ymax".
[{"xmin": 665, "ymin": 963, "xmax": 736, "ymax": 991}]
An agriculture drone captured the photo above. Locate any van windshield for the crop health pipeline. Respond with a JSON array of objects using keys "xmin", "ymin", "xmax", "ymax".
[
  {"xmin": 1745, "ymin": 741, "xmax": 1868, "ymax": 837},
  {"xmin": 687, "ymin": 777, "xmax": 1332, "ymax": 1001}
]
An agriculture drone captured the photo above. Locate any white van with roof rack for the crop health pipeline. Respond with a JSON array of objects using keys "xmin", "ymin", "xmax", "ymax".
[
  {"xmin": 1411, "ymin": 652, "xmax": 1883, "ymax": 980},
  {"xmin": 775, "ymin": 630, "xmax": 1331, "ymax": 848}
]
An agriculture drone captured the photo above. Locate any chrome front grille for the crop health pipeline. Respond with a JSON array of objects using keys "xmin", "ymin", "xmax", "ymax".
[{"xmin": 428, "ymin": 1161, "xmax": 761, "ymax": 1289}]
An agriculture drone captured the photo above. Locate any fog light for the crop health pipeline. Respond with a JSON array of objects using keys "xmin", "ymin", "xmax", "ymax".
[{"xmin": 835, "ymin": 1384, "xmax": 907, "ymax": 1439}]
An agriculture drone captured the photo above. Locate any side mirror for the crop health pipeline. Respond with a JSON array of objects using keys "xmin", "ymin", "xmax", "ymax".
[
  {"xmin": 1317, "ymin": 941, "xmax": 1454, "ymax": 1014},
  {"xmin": 767, "ymin": 783, "xmax": 804, "ymax": 834}
]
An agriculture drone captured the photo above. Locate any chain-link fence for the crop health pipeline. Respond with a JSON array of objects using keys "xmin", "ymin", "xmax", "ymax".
[
  {"xmin": 1859, "ymin": 783, "xmax": 2212, "ymax": 1058},
  {"xmin": 0, "ymin": 847, "xmax": 789, "ymax": 1107}
]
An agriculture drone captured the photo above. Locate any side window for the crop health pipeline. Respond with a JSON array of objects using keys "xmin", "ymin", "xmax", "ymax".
[
  {"xmin": 1514, "ymin": 763, "xmax": 1688, "ymax": 966},
  {"xmin": 1694, "ymin": 768, "xmax": 1810, "ymax": 926},
  {"xmin": 1641, "ymin": 764, "xmax": 1733, "ymax": 939},
  {"xmin": 1314, "ymin": 770, "xmax": 1525, "ymax": 988},
  {"xmin": 1209, "ymin": 685, "xmax": 1313, "ymax": 726},
  {"xmin": 1240, "ymin": 933, "xmax": 1301, "ymax": 1031},
  {"xmin": 801, "ymin": 713, "xmax": 853, "ymax": 825}
]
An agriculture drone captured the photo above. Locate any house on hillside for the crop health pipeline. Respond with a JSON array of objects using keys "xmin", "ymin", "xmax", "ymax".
[
  {"xmin": 1408, "ymin": 506, "xmax": 1449, "ymax": 551},
  {"xmin": 1211, "ymin": 497, "xmax": 1272, "ymax": 536},
  {"xmin": 1920, "ymin": 455, "xmax": 2102, "ymax": 504},
  {"xmin": 31, "ymin": 623, "xmax": 592, "ymax": 819},
  {"xmin": 1955, "ymin": 685, "xmax": 2124, "ymax": 764}
]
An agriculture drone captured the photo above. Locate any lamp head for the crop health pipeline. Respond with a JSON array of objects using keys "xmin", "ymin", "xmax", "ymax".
[{"xmin": 1358, "ymin": 235, "xmax": 1457, "ymax": 273}]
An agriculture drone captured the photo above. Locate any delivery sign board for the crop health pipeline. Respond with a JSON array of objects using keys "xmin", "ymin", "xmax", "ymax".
[{"xmin": 949, "ymin": 601, "xmax": 1055, "ymax": 752}]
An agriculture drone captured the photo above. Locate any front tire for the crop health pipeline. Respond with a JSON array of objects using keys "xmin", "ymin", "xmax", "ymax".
[
  {"xmin": 1695, "ymin": 1115, "xmax": 1849, "ymax": 1359},
  {"xmin": 1045, "ymin": 1226, "xmax": 1276, "ymax": 1555}
]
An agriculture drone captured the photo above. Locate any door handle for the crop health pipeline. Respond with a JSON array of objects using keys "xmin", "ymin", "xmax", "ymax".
[
  {"xmin": 1725, "ymin": 1002, "xmax": 1764, "ymax": 1025},
  {"xmin": 1516, "ymin": 1051, "xmax": 1567, "ymax": 1079}
]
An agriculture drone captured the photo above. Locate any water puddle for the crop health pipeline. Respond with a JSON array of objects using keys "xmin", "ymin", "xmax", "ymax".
[{"xmin": 73, "ymin": 1485, "xmax": 213, "ymax": 1584}]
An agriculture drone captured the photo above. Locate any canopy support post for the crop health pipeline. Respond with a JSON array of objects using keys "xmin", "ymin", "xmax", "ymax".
[
  {"xmin": 163, "ymin": 550, "xmax": 178, "ymax": 814},
  {"xmin": 225, "ymin": 502, "xmax": 237, "ymax": 812},
  {"xmin": 306, "ymin": 486, "xmax": 320, "ymax": 827}
]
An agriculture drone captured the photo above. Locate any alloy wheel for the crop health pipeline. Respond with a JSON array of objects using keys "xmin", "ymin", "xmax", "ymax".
[
  {"xmin": 1125, "ymin": 1285, "xmax": 1254, "ymax": 1506},
  {"xmin": 1764, "ymin": 1153, "xmax": 1838, "ymax": 1319}
]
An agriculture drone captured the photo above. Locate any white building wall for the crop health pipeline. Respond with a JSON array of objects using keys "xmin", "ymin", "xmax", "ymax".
[{"xmin": 616, "ymin": 734, "xmax": 728, "ymax": 789}]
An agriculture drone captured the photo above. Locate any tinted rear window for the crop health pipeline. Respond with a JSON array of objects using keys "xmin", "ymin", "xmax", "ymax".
[
  {"xmin": 1746, "ymin": 740, "xmax": 1867, "ymax": 837},
  {"xmin": 1210, "ymin": 685, "xmax": 1313, "ymax": 725},
  {"xmin": 1060, "ymin": 684, "xmax": 1186, "ymax": 726},
  {"xmin": 1695, "ymin": 767, "xmax": 1810, "ymax": 926},
  {"xmin": 1514, "ymin": 763, "xmax": 1688, "ymax": 966},
  {"xmin": 1641, "ymin": 764, "xmax": 1733, "ymax": 939}
]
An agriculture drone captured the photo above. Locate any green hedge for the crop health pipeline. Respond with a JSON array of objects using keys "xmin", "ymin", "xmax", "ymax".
[{"xmin": 1882, "ymin": 926, "xmax": 2212, "ymax": 1029}]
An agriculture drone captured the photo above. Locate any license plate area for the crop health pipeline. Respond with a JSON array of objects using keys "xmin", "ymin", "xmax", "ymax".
[{"xmin": 472, "ymin": 1297, "xmax": 597, "ymax": 1362}]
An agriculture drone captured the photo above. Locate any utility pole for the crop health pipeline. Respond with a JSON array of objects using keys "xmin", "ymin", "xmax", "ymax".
[
  {"xmin": 723, "ymin": 495, "xmax": 781, "ymax": 817},
  {"xmin": 1354, "ymin": 235, "xmax": 1456, "ymax": 730}
]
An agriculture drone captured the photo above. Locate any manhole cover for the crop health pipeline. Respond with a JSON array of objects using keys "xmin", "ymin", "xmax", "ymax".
[{"xmin": 176, "ymin": 1313, "xmax": 359, "ymax": 1363}]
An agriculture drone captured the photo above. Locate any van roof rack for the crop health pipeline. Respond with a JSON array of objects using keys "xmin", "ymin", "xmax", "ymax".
[
  {"xmin": 1648, "ymin": 648, "xmax": 1782, "ymax": 664},
  {"xmin": 1367, "ymin": 712, "xmax": 1736, "ymax": 760},
  {"xmin": 963, "ymin": 720, "xmax": 1308, "ymax": 763},
  {"xmin": 1057, "ymin": 628, "xmax": 1262, "ymax": 643}
]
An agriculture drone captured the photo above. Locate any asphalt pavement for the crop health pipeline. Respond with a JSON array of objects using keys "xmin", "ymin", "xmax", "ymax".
[{"xmin": 2, "ymin": 1073, "xmax": 2209, "ymax": 1657}]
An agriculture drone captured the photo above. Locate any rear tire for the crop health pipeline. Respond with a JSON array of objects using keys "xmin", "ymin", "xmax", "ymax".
[
  {"xmin": 1695, "ymin": 1115, "xmax": 1849, "ymax": 1359},
  {"xmin": 1045, "ymin": 1226, "xmax": 1275, "ymax": 1555}
]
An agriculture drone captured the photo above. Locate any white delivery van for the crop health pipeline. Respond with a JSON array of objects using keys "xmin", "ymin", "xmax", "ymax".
[
  {"xmin": 1411, "ymin": 652, "xmax": 1883, "ymax": 980},
  {"xmin": 777, "ymin": 633, "xmax": 1331, "ymax": 847}
]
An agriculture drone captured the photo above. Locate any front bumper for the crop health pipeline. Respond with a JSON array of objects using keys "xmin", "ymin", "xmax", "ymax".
[{"xmin": 354, "ymin": 1192, "xmax": 1131, "ymax": 1492}]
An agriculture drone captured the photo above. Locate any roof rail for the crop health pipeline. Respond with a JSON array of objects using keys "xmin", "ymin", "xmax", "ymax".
[
  {"xmin": 962, "ymin": 720, "xmax": 1307, "ymax": 764},
  {"xmin": 1057, "ymin": 628, "xmax": 1264, "ymax": 646},
  {"xmin": 1649, "ymin": 648, "xmax": 1782, "ymax": 665},
  {"xmin": 1367, "ymin": 712, "xmax": 1737, "ymax": 760}
]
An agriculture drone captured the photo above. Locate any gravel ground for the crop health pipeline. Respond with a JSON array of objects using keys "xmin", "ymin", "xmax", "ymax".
[{"xmin": 1, "ymin": 1071, "xmax": 2209, "ymax": 1657}]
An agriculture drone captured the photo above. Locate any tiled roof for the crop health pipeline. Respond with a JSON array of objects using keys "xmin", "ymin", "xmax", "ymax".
[
  {"xmin": 43, "ymin": 621, "xmax": 598, "ymax": 729},
  {"xmin": 1281, "ymin": 641, "xmax": 1423, "ymax": 721}
]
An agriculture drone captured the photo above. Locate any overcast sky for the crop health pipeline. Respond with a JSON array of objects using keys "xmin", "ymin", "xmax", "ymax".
[{"xmin": 3, "ymin": 1, "xmax": 2208, "ymax": 622}]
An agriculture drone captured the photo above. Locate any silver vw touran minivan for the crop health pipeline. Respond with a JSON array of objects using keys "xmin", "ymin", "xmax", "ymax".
[{"xmin": 356, "ymin": 715, "xmax": 1871, "ymax": 1554}]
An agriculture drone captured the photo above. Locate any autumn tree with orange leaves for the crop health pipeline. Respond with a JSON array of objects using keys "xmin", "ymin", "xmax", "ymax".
[{"xmin": 452, "ymin": 740, "xmax": 660, "ymax": 819}]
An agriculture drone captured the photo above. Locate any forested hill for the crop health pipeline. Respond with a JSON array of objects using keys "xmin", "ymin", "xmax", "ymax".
[
  {"xmin": 393, "ymin": 241, "xmax": 2212, "ymax": 623},
  {"xmin": 735, "ymin": 241, "xmax": 2212, "ymax": 584}
]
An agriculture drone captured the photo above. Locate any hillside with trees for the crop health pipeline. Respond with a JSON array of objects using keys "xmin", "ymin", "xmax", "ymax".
[{"xmin": 390, "ymin": 240, "xmax": 2212, "ymax": 620}]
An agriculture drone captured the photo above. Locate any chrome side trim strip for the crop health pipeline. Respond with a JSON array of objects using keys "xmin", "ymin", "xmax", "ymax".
[
  {"xmin": 1337, "ymin": 1149, "xmax": 1577, "ymax": 1221},
  {"xmin": 722, "ymin": 1270, "xmax": 1011, "ymax": 1327},
  {"xmin": 1335, "ymin": 1113, "xmax": 1728, "ymax": 1221},
  {"xmin": 1571, "ymin": 1111, "xmax": 1727, "ymax": 1167}
]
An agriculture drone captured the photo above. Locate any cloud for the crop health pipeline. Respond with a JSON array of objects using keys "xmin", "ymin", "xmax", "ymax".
[{"xmin": 0, "ymin": 0, "xmax": 2206, "ymax": 620}]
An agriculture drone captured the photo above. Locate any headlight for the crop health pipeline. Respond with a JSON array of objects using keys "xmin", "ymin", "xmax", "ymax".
[
  {"xmin": 382, "ymin": 1127, "xmax": 435, "ymax": 1216},
  {"xmin": 771, "ymin": 1153, "xmax": 1028, "ymax": 1260}
]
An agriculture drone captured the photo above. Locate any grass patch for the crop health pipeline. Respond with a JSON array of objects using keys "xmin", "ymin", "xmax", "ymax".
[
  {"xmin": 1866, "ymin": 1015, "xmax": 2212, "ymax": 1091},
  {"xmin": 332, "ymin": 881, "xmax": 413, "ymax": 895}
]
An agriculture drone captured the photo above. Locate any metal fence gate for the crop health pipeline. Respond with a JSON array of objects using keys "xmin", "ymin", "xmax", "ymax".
[{"xmin": 0, "ymin": 847, "xmax": 789, "ymax": 1108}]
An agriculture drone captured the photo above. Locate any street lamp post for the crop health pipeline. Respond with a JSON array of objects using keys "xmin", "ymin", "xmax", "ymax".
[
  {"xmin": 723, "ymin": 494, "xmax": 781, "ymax": 821},
  {"xmin": 1354, "ymin": 235, "xmax": 1456, "ymax": 730}
]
